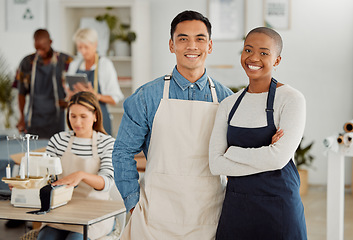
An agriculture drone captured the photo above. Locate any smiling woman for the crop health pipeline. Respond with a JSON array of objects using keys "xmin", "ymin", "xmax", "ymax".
[{"xmin": 209, "ymin": 27, "xmax": 307, "ymax": 239}]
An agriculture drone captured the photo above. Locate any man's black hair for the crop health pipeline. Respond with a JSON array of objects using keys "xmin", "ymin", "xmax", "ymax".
[
  {"xmin": 33, "ymin": 29, "xmax": 50, "ymax": 39},
  {"xmin": 170, "ymin": 10, "xmax": 212, "ymax": 40}
]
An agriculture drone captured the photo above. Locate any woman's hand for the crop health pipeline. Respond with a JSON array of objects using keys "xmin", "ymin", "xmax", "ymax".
[
  {"xmin": 52, "ymin": 171, "xmax": 84, "ymax": 188},
  {"xmin": 271, "ymin": 128, "xmax": 284, "ymax": 144},
  {"xmin": 73, "ymin": 82, "xmax": 94, "ymax": 94}
]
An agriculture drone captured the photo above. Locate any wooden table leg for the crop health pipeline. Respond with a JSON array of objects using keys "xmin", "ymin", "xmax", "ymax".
[{"xmin": 83, "ymin": 225, "xmax": 88, "ymax": 240}]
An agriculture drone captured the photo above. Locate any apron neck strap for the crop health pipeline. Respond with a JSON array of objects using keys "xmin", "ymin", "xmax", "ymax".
[
  {"xmin": 163, "ymin": 74, "xmax": 172, "ymax": 99},
  {"xmin": 163, "ymin": 73, "xmax": 218, "ymax": 103},
  {"xmin": 91, "ymin": 131, "xmax": 99, "ymax": 159},
  {"xmin": 93, "ymin": 54, "xmax": 99, "ymax": 93},
  {"xmin": 265, "ymin": 78, "xmax": 277, "ymax": 125},
  {"xmin": 67, "ymin": 131, "xmax": 99, "ymax": 159},
  {"xmin": 227, "ymin": 78, "xmax": 277, "ymax": 125},
  {"xmin": 208, "ymin": 77, "xmax": 218, "ymax": 103}
]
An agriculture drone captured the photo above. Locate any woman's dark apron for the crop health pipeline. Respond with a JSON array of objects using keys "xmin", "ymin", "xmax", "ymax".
[
  {"xmin": 76, "ymin": 61, "xmax": 111, "ymax": 135},
  {"xmin": 216, "ymin": 79, "xmax": 307, "ymax": 240}
]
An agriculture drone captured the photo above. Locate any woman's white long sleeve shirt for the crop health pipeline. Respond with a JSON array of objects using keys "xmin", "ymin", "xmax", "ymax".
[{"xmin": 209, "ymin": 84, "xmax": 306, "ymax": 176}]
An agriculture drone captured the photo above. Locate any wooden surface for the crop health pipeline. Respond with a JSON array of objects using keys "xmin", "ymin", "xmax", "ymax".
[{"xmin": 0, "ymin": 197, "xmax": 125, "ymax": 226}]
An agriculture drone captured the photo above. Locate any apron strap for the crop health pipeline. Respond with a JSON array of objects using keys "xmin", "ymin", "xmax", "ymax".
[
  {"xmin": 265, "ymin": 78, "xmax": 277, "ymax": 126},
  {"xmin": 227, "ymin": 87, "xmax": 247, "ymax": 124},
  {"xmin": 66, "ymin": 131, "xmax": 99, "ymax": 159},
  {"xmin": 66, "ymin": 132, "xmax": 75, "ymax": 152},
  {"xmin": 93, "ymin": 54, "xmax": 99, "ymax": 93},
  {"xmin": 207, "ymin": 76, "xmax": 218, "ymax": 103},
  {"xmin": 91, "ymin": 131, "xmax": 99, "ymax": 159},
  {"xmin": 227, "ymin": 78, "xmax": 278, "ymax": 125},
  {"xmin": 163, "ymin": 73, "xmax": 218, "ymax": 102},
  {"xmin": 27, "ymin": 54, "xmax": 39, "ymax": 127},
  {"xmin": 163, "ymin": 74, "xmax": 172, "ymax": 99}
]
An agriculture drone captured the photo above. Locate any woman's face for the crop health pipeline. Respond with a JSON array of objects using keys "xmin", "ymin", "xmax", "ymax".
[
  {"xmin": 241, "ymin": 32, "xmax": 281, "ymax": 82},
  {"xmin": 76, "ymin": 41, "xmax": 97, "ymax": 61},
  {"xmin": 69, "ymin": 103, "xmax": 96, "ymax": 138}
]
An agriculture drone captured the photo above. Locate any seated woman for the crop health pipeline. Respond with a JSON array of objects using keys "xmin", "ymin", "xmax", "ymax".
[
  {"xmin": 67, "ymin": 28, "xmax": 124, "ymax": 135},
  {"xmin": 37, "ymin": 91, "xmax": 116, "ymax": 240}
]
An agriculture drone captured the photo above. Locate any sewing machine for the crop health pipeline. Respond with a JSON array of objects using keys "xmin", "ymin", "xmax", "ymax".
[{"xmin": 2, "ymin": 152, "xmax": 73, "ymax": 208}]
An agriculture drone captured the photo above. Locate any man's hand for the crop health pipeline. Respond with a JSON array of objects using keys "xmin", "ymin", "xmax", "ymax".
[{"xmin": 16, "ymin": 117, "xmax": 26, "ymax": 134}]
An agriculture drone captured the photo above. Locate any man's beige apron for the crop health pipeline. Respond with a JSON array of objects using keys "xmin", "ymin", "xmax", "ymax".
[
  {"xmin": 122, "ymin": 75, "xmax": 225, "ymax": 240},
  {"xmin": 48, "ymin": 131, "xmax": 114, "ymax": 239}
]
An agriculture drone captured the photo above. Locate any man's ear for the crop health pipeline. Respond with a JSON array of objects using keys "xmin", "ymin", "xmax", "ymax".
[
  {"xmin": 169, "ymin": 39, "xmax": 175, "ymax": 53},
  {"xmin": 208, "ymin": 39, "xmax": 213, "ymax": 54}
]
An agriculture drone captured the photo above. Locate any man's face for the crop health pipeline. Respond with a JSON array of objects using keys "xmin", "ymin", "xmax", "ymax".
[
  {"xmin": 34, "ymin": 37, "xmax": 52, "ymax": 59},
  {"xmin": 169, "ymin": 20, "xmax": 212, "ymax": 76}
]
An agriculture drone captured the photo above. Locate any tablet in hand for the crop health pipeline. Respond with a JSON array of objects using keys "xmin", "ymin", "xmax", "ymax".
[{"xmin": 66, "ymin": 73, "xmax": 89, "ymax": 91}]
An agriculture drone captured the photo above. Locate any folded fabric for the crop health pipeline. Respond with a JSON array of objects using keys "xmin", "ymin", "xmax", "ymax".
[{"xmin": 27, "ymin": 184, "xmax": 53, "ymax": 215}]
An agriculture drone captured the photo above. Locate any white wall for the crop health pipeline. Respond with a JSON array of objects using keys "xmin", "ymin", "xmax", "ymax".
[{"xmin": 1, "ymin": 0, "xmax": 353, "ymax": 185}]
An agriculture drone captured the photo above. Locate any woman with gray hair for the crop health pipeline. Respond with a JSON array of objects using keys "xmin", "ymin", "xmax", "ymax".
[{"xmin": 67, "ymin": 28, "xmax": 124, "ymax": 135}]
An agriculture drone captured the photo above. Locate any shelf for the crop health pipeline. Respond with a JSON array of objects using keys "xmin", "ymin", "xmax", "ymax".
[
  {"xmin": 118, "ymin": 80, "xmax": 132, "ymax": 88},
  {"xmin": 108, "ymin": 56, "xmax": 132, "ymax": 62},
  {"xmin": 108, "ymin": 106, "xmax": 124, "ymax": 114}
]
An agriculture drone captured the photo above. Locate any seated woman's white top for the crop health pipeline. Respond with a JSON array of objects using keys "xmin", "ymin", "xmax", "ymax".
[{"xmin": 46, "ymin": 131, "xmax": 115, "ymax": 191}]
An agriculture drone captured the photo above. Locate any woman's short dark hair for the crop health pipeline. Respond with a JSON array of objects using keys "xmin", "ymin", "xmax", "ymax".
[
  {"xmin": 245, "ymin": 27, "xmax": 283, "ymax": 56},
  {"xmin": 170, "ymin": 10, "xmax": 212, "ymax": 40}
]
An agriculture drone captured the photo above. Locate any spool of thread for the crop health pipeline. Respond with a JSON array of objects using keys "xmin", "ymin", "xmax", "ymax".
[
  {"xmin": 343, "ymin": 132, "xmax": 353, "ymax": 147},
  {"xmin": 343, "ymin": 120, "xmax": 353, "ymax": 132},
  {"xmin": 323, "ymin": 136, "xmax": 334, "ymax": 148},
  {"xmin": 323, "ymin": 136, "xmax": 339, "ymax": 152},
  {"xmin": 6, "ymin": 164, "xmax": 11, "ymax": 178},
  {"xmin": 337, "ymin": 134, "xmax": 344, "ymax": 144}
]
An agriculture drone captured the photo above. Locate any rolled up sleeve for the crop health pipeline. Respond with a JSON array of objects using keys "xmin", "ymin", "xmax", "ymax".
[{"xmin": 112, "ymin": 88, "xmax": 149, "ymax": 212}]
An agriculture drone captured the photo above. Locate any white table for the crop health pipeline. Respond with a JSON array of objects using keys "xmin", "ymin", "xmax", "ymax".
[
  {"xmin": 326, "ymin": 146, "xmax": 353, "ymax": 240},
  {"xmin": 0, "ymin": 197, "xmax": 125, "ymax": 240}
]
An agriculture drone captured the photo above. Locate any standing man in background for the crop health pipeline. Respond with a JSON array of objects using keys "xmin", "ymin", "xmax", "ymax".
[
  {"xmin": 113, "ymin": 10, "xmax": 233, "ymax": 239},
  {"xmin": 15, "ymin": 29, "xmax": 73, "ymax": 139}
]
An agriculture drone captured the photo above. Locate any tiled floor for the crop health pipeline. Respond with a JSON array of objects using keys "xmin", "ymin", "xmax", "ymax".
[
  {"xmin": 301, "ymin": 185, "xmax": 353, "ymax": 240},
  {"xmin": 1, "ymin": 185, "xmax": 352, "ymax": 240}
]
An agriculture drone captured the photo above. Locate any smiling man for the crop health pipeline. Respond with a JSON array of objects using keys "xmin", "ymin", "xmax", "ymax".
[{"xmin": 112, "ymin": 10, "xmax": 233, "ymax": 240}]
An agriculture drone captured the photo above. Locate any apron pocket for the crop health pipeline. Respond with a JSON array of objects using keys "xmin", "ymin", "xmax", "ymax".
[
  {"xmin": 148, "ymin": 172, "xmax": 224, "ymax": 226},
  {"xmin": 217, "ymin": 191, "xmax": 283, "ymax": 240}
]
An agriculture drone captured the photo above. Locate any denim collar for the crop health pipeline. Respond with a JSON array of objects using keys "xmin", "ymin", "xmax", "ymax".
[{"xmin": 172, "ymin": 66, "xmax": 208, "ymax": 91}]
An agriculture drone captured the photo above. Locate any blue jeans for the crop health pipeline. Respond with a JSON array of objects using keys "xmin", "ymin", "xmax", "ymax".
[{"xmin": 37, "ymin": 226, "xmax": 90, "ymax": 240}]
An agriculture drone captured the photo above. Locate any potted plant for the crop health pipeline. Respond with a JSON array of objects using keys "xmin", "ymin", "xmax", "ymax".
[
  {"xmin": 295, "ymin": 138, "xmax": 315, "ymax": 196},
  {"xmin": 0, "ymin": 53, "xmax": 14, "ymax": 129},
  {"xmin": 96, "ymin": 8, "xmax": 137, "ymax": 56}
]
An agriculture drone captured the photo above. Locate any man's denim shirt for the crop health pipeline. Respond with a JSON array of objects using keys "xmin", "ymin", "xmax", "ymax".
[{"xmin": 112, "ymin": 66, "xmax": 233, "ymax": 212}]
